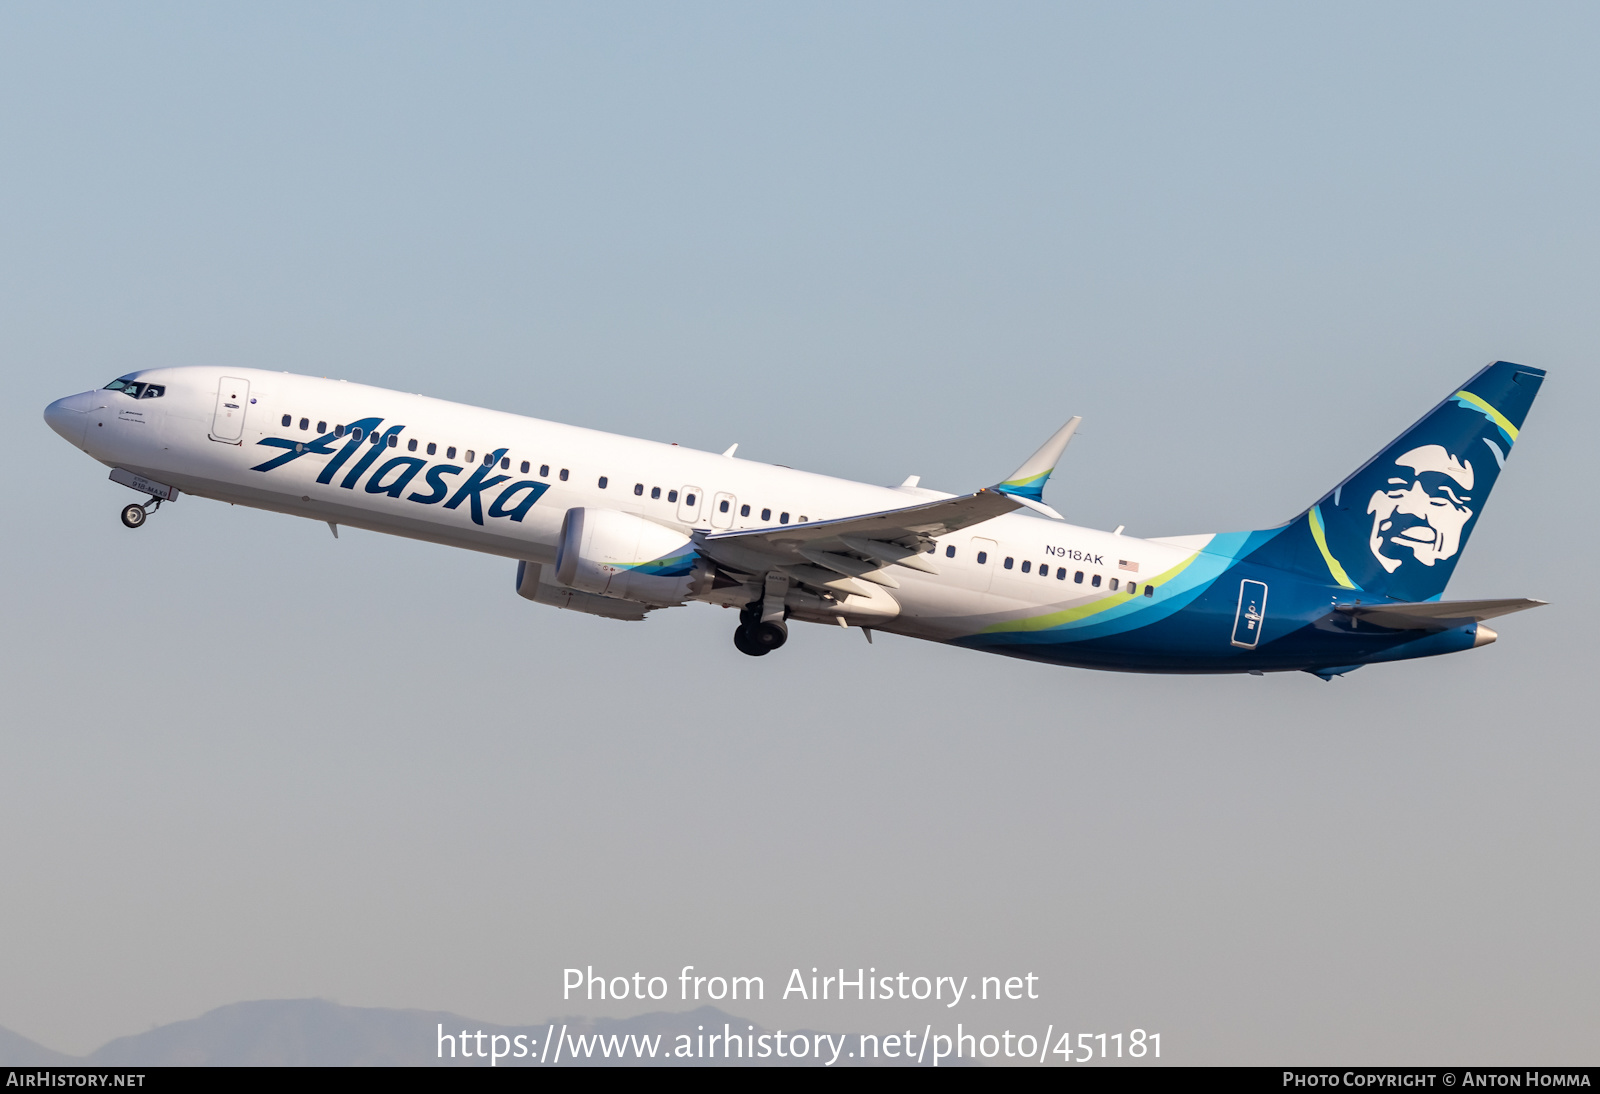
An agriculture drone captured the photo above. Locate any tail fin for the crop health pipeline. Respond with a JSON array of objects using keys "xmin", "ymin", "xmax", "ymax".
[{"xmin": 1252, "ymin": 361, "xmax": 1545, "ymax": 601}]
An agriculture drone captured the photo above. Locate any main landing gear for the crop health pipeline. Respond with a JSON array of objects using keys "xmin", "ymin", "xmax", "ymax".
[
  {"xmin": 734, "ymin": 601, "xmax": 788, "ymax": 657},
  {"xmin": 120, "ymin": 497, "xmax": 161, "ymax": 529}
]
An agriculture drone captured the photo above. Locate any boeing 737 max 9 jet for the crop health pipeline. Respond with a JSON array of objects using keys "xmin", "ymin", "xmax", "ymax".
[{"xmin": 44, "ymin": 361, "xmax": 1545, "ymax": 677}]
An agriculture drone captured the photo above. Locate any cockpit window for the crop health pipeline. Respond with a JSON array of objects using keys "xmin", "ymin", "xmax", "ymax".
[{"xmin": 103, "ymin": 379, "xmax": 164, "ymax": 399}]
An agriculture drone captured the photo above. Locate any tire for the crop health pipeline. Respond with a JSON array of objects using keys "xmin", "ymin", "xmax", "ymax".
[
  {"xmin": 120, "ymin": 504, "xmax": 146, "ymax": 529},
  {"xmin": 752, "ymin": 620, "xmax": 788, "ymax": 652},
  {"xmin": 733, "ymin": 624, "xmax": 768, "ymax": 657}
]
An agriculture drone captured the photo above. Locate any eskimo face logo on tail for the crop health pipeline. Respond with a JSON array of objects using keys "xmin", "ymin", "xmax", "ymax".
[
  {"xmin": 1366, "ymin": 444, "xmax": 1474, "ymax": 572},
  {"xmin": 1305, "ymin": 363, "xmax": 1543, "ymax": 603}
]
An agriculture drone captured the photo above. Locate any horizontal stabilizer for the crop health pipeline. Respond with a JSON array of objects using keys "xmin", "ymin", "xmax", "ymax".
[{"xmin": 1337, "ymin": 598, "xmax": 1546, "ymax": 630}]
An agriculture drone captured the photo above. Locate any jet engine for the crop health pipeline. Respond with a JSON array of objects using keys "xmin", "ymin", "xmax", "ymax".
[{"xmin": 555, "ymin": 507, "xmax": 712, "ymax": 606}]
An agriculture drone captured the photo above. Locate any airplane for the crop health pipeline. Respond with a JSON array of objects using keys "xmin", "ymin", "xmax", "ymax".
[{"xmin": 43, "ymin": 360, "xmax": 1544, "ymax": 678}]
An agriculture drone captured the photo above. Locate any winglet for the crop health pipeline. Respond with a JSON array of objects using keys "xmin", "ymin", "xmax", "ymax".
[{"xmin": 996, "ymin": 416, "xmax": 1081, "ymax": 503}]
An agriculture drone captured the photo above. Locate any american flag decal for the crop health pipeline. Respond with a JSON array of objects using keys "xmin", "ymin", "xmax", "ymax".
[{"xmin": 1119, "ymin": 560, "xmax": 1139, "ymax": 572}]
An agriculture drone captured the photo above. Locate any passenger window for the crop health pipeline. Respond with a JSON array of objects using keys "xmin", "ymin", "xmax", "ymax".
[
  {"xmin": 370, "ymin": 431, "xmax": 382, "ymax": 445},
  {"xmin": 408, "ymin": 439, "xmax": 418, "ymax": 452},
  {"xmin": 651, "ymin": 486, "xmax": 661, "ymax": 499},
  {"xmin": 540, "ymin": 465, "xmax": 549, "ymax": 477},
  {"xmin": 1021, "ymin": 561, "xmax": 1031, "ymax": 573},
  {"xmin": 1075, "ymin": 570, "xmax": 1084, "ymax": 583},
  {"xmin": 1041, "ymin": 565, "xmax": 1051, "ymax": 577},
  {"xmin": 446, "ymin": 446, "xmax": 456, "ymax": 459},
  {"xmin": 945, "ymin": 545, "xmax": 956, "ymax": 558},
  {"xmin": 668, "ymin": 489, "xmax": 678, "ymax": 502},
  {"xmin": 351, "ymin": 427, "xmax": 363, "ymax": 441},
  {"xmin": 1056, "ymin": 567, "xmax": 1066, "ymax": 579},
  {"xmin": 281, "ymin": 414, "xmax": 292, "ymax": 427},
  {"xmin": 1004, "ymin": 557, "xmax": 1014, "ymax": 569},
  {"xmin": 719, "ymin": 499, "xmax": 729, "ymax": 513},
  {"xmin": 465, "ymin": 450, "xmax": 475, "ymax": 463},
  {"xmin": 598, "ymin": 476, "xmax": 608, "ymax": 489},
  {"xmin": 335, "ymin": 424, "xmax": 346, "ymax": 438},
  {"xmin": 427, "ymin": 442, "xmax": 437, "ymax": 456},
  {"xmin": 977, "ymin": 551, "xmax": 987, "ymax": 564},
  {"xmin": 300, "ymin": 418, "xmax": 309, "ymax": 431},
  {"xmin": 779, "ymin": 512, "xmax": 789, "ymax": 524},
  {"xmin": 1127, "ymin": 583, "xmax": 1137, "ymax": 595},
  {"xmin": 760, "ymin": 507, "xmax": 771, "ymax": 521},
  {"xmin": 686, "ymin": 493, "xmax": 697, "ymax": 506},
  {"xmin": 1092, "ymin": 574, "xmax": 1102, "ymax": 587},
  {"xmin": 317, "ymin": 421, "xmax": 327, "ymax": 433},
  {"xmin": 388, "ymin": 434, "xmax": 398, "ymax": 447},
  {"xmin": 1110, "ymin": 578, "xmax": 1119, "ymax": 591},
  {"xmin": 740, "ymin": 504, "xmax": 750, "ymax": 517},
  {"xmin": 521, "ymin": 461, "xmax": 530, "ymax": 474},
  {"xmin": 560, "ymin": 469, "xmax": 569, "ymax": 481},
  {"xmin": 634, "ymin": 483, "xmax": 644, "ymax": 496},
  {"xmin": 799, "ymin": 515, "xmax": 807, "ymax": 522},
  {"xmin": 1144, "ymin": 584, "xmax": 1154, "ymax": 598},
  {"xmin": 501, "ymin": 457, "xmax": 510, "ymax": 470}
]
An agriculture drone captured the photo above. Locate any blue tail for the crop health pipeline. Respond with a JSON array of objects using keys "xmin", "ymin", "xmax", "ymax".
[{"xmin": 1249, "ymin": 361, "xmax": 1545, "ymax": 602}]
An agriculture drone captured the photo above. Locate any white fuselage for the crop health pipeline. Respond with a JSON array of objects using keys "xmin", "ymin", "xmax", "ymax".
[{"xmin": 46, "ymin": 366, "xmax": 1200, "ymax": 643}]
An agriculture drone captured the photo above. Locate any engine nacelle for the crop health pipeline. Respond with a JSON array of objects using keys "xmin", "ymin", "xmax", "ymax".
[{"xmin": 555, "ymin": 507, "xmax": 710, "ymax": 606}]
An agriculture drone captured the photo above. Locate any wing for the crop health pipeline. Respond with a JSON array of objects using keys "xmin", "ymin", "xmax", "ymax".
[
  {"xmin": 695, "ymin": 415, "xmax": 1082, "ymax": 599},
  {"xmin": 1337, "ymin": 598, "xmax": 1546, "ymax": 630},
  {"xmin": 696, "ymin": 488, "xmax": 1023, "ymax": 596}
]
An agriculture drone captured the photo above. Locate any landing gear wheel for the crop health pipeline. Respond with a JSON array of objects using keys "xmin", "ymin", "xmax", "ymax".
[
  {"xmin": 733, "ymin": 624, "xmax": 768, "ymax": 657},
  {"xmin": 752, "ymin": 620, "xmax": 788, "ymax": 652},
  {"xmin": 120, "ymin": 503, "xmax": 147, "ymax": 529}
]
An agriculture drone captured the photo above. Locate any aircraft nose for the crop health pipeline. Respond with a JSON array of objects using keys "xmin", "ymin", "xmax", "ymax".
[{"xmin": 44, "ymin": 392, "xmax": 95, "ymax": 446}]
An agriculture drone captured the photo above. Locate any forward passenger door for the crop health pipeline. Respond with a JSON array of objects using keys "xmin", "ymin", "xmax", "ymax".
[{"xmin": 209, "ymin": 377, "xmax": 251, "ymax": 444}]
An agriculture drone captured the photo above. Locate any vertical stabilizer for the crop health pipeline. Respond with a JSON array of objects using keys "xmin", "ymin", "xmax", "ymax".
[{"xmin": 1250, "ymin": 361, "xmax": 1544, "ymax": 602}]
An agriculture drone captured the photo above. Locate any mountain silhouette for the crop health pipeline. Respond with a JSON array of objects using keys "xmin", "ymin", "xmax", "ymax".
[{"xmin": 1, "ymin": 1000, "xmax": 904, "ymax": 1066}]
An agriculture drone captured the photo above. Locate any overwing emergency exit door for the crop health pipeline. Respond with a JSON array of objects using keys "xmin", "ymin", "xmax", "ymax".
[
  {"xmin": 969, "ymin": 537, "xmax": 999, "ymax": 592},
  {"xmin": 677, "ymin": 486, "xmax": 703, "ymax": 525},
  {"xmin": 210, "ymin": 377, "xmax": 251, "ymax": 444}
]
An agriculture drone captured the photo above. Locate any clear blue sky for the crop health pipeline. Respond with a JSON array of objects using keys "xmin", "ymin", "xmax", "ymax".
[{"xmin": 2, "ymin": 1, "xmax": 1596, "ymax": 1061}]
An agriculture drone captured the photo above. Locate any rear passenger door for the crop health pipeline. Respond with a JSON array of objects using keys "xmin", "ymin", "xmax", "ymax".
[{"xmin": 1231, "ymin": 580, "xmax": 1268, "ymax": 649}]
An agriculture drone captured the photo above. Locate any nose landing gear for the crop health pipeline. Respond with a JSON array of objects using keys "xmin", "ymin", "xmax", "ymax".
[{"xmin": 120, "ymin": 497, "xmax": 161, "ymax": 529}]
